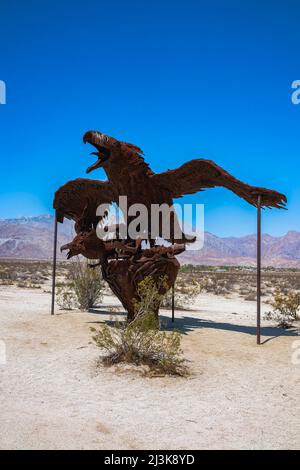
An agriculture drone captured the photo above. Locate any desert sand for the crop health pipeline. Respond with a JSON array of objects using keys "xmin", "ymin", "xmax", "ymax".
[{"xmin": 0, "ymin": 284, "xmax": 299, "ymax": 450}]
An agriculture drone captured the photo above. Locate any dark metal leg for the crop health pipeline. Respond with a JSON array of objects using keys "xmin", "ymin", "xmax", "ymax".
[
  {"xmin": 257, "ymin": 195, "xmax": 261, "ymax": 344},
  {"xmin": 51, "ymin": 213, "xmax": 58, "ymax": 316}
]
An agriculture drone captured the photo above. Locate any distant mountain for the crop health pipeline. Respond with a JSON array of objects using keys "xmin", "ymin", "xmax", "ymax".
[
  {"xmin": 0, "ymin": 214, "xmax": 74, "ymax": 260},
  {"xmin": 180, "ymin": 231, "xmax": 300, "ymax": 267},
  {"xmin": 0, "ymin": 215, "xmax": 299, "ymax": 267}
]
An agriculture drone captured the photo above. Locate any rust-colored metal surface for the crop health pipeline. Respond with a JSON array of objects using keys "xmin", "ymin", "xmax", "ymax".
[{"xmin": 53, "ymin": 131, "xmax": 287, "ymax": 320}]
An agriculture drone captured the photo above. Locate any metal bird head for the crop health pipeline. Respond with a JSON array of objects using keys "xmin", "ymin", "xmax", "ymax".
[
  {"xmin": 83, "ymin": 130, "xmax": 147, "ymax": 176},
  {"xmin": 61, "ymin": 229, "xmax": 106, "ymax": 260},
  {"xmin": 60, "ymin": 238, "xmax": 84, "ymax": 259},
  {"xmin": 83, "ymin": 131, "xmax": 120, "ymax": 173}
]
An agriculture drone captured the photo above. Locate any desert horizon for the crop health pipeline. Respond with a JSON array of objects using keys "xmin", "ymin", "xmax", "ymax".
[{"xmin": 1, "ymin": 213, "xmax": 300, "ymax": 268}]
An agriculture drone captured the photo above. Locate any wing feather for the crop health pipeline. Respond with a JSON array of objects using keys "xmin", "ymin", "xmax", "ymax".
[
  {"xmin": 53, "ymin": 178, "xmax": 115, "ymax": 226},
  {"xmin": 151, "ymin": 159, "xmax": 287, "ymax": 209}
]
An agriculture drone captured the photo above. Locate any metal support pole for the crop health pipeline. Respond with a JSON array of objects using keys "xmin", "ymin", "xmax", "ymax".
[
  {"xmin": 171, "ymin": 228, "xmax": 175, "ymax": 323},
  {"xmin": 171, "ymin": 285, "xmax": 175, "ymax": 323},
  {"xmin": 257, "ymin": 195, "xmax": 261, "ymax": 345},
  {"xmin": 51, "ymin": 212, "xmax": 58, "ymax": 316}
]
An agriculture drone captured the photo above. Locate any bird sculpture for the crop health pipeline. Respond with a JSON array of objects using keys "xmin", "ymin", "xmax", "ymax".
[{"xmin": 53, "ymin": 131, "xmax": 286, "ymax": 320}]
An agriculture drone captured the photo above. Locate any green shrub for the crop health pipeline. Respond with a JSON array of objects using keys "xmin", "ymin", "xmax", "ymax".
[
  {"xmin": 56, "ymin": 285, "xmax": 77, "ymax": 310},
  {"xmin": 132, "ymin": 275, "xmax": 168, "ymax": 320},
  {"xmin": 57, "ymin": 259, "xmax": 105, "ymax": 310},
  {"xmin": 161, "ymin": 280, "xmax": 201, "ymax": 310},
  {"xmin": 92, "ymin": 276, "xmax": 188, "ymax": 376},
  {"xmin": 92, "ymin": 313, "xmax": 188, "ymax": 376},
  {"xmin": 265, "ymin": 288, "xmax": 300, "ymax": 328}
]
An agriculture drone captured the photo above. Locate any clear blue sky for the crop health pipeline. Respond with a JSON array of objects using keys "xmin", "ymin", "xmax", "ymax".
[{"xmin": 0, "ymin": 0, "xmax": 299, "ymax": 236}]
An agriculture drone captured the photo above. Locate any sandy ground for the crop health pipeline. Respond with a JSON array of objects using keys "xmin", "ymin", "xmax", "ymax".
[{"xmin": 0, "ymin": 285, "xmax": 299, "ymax": 450}]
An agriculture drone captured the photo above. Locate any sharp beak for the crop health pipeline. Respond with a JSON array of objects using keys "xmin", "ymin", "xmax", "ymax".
[
  {"xmin": 60, "ymin": 243, "xmax": 69, "ymax": 253},
  {"xmin": 86, "ymin": 153, "xmax": 103, "ymax": 174},
  {"xmin": 60, "ymin": 243, "xmax": 74, "ymax": 259},
  {"xmin": 83, "ymin": 131, "xmax": 111, "ymax": 173},
  {"xmin": 83, "ymin": 131, "xmax": 98, "ymax": 145}
]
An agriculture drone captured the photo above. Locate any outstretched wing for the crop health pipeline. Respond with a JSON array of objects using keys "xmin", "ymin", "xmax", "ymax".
[
  {"xmin": 151, "ymin": 159, "xmax": 287, "ymax": 208},
  {"xmin": 53, "ymin": 178, "xmax": 115, "ymax": 226}
]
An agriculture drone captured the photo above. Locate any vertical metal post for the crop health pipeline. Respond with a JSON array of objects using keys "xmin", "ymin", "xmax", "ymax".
[
  {"xmin": 257, "ymin": 195, "xmax": 261, "ymax": 345},
  {"xmin": 171, "ymin": 226, "xmax": 175, "ymax": 323},
  {"xmin": 171, "ymin": 284, "xmax": 175, "ymax": 323},
  {"xmin": 51, "ymin": 212, "xmax": 58, "ymax": 316}
]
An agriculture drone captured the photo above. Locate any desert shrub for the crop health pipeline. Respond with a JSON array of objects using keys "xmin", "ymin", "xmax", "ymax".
[
  {"xmin": 161, "ymin": 280, "xmax": 201, "ymax": 309},
  {"xmin": 0, "ymin": 279, "xmax": 14, "ymax": 286},
  {"xmin": 70, "ymin": 260, "xmax": 104, "ymax": 310},
  {"xmin": 132, "ymin": 275, "xmax": 167, "ymax": 320},
  {"xmin": 60, "ymin": 259, "xmax": 105, "ymax": 310},
  {"xmin": 197, "ymin": 275, "xmax": 230, "ymax": 295},
  {"xmin": 92, "ymin": 276, "xmax": 188, "ymax": 376},
  {"xmin": 0, "ymin": 260, "xmax": 52, "ymax": 286},
  {"xmin": 16, "ymin": 281, "xmax": 41, "ymax": 289},
  {"xmin": 91, "ymin": 313, "xmax": 187, "ymax": 376},
  {"xmin": 161, "ymin": 290, "xmax": 187, "ymax": 309},
  {"xmin": 239, "ymin": 288, "xmax": 251, "ymax": 296},
  {"xmin": 244, "ymin": 292, "xmax": 256, "ymax": 301},
  {"xmin": 265, "ymin": 288, "xmax": 300, "ymax": 328},
  {"xmin": 56, "ymin": 285, "xmax": 77, "ymax": 310}
]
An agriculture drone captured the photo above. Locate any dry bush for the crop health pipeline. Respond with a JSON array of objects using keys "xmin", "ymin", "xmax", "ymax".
[
  {"xmin": 197, "ymin": 276, "xmax": 214, "ymax": 292},
  {"xmin": 0, "ymin": 260, "xmax": 51, "ymax": 286},
  {"xmin": 132, "ymin": 276, "xmax": 167, "ymax": 321},
  {"xmin": 92, "ymin": 314, "xmax": 187, "ymax": 376},
  {"xmin": 244, "ymin": 292, "xmax": 256, "ymax": 301},
  {"xmin": 239, "ymin": 287, "xmax": 251, "ymax": 296},
  {"xmin": 56, "ymin": 285, "xmax": 77, "ymax": 310},
  {"xmin": 57, "ymin": 259, "xmax": 105, "ymax": 310},
  {"xmin": 179, "ymin": 267, "xmax": 300, "ymax": 302},
  {"xmin": 92, "ymin": 276, "xmax": 188, "ymax": 376},
  {"xmin": 161, "ymin": 280, "xmax": 201, "ymax": 310},
  {"xmin": 70, "ymin": 260, "xmax": 104, "ymax": 310},
  {"xmin": 0, "ymin": 279, "xmax": 14, "ymax": 286},
  {"xmin": 265, "ymin": 288, "xmax": 300, "ymax": 328},
  {"xmin": 16, "ymin": 281, "xmax": 41, "ymax": 289},
  {"xmin": 196, "ymin": 275, "xmax": 232, "ymax": 296}
]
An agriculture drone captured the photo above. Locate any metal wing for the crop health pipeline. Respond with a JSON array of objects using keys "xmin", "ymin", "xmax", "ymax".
[
  {"xmin": 53, "ymin": 178, "xmax": 115, "ymax": 229},
  {"xmin": 151, "ymin": 159, "xmax": 287, "ymax": 208}
]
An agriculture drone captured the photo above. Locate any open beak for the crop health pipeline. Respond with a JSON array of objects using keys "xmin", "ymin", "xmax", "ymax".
[
  {"xmin": 83, "ymin": 131, "xmax": 110, "ymax": 174},
  {"xmin": 60, "ymin": 243, "xmax": 75, "ymax": 259},
  {"xmin": 86, "ymin": 152, "xmax": 104, "ymax": 174}
]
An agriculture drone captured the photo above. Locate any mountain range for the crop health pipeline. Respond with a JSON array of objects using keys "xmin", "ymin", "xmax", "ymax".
[{"xmin": 0, "ymin": 214, "xmax": 299, "ymax": 267}]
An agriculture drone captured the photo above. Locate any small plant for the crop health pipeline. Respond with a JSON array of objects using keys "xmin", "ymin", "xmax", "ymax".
[
  {"xmin": 57, "ymin": 258, "xmax": 105, "ymax": 310},
  {"xmin": 92, "ymin": 313, "xmax": 188, "ymax": 376},
  {"xmin": 56, "ymin": 285, "xmax": 77, "ymax": 310},
  {"xmin": 265, "ymin": 288, "xmax": 300, "ymax": 328},
  {"xmin": 132, "ymin": 275, "xmax": 168, "ymax": 320},
  {"xmin": 68, "ymin": 259, "xmax": 104, "ymax": 310},
  {"xmin": 0, "ymin": 279, "xmax": 13, "ymax": 286},
  {"xmin": 16, "ymin": 281, "xmax": 41, "ymax": 289},
  {"xmin": 160, "ymin": 280, "xmax": 201, "ymax": 310},
  {"xmin": 92, "ymin": 276, "xmax": 188, "ymax": 376},
  {"xmin": 244, "ymin": 292, "xmax": 256, "ymax": 301}
]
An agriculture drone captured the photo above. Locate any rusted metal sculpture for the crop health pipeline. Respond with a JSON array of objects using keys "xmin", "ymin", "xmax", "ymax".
[{"xmin": 53, "ymin": 131, "xmax": 286, "ymax": 321}]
